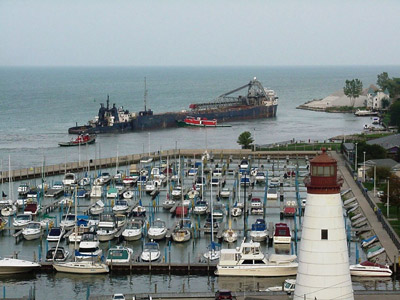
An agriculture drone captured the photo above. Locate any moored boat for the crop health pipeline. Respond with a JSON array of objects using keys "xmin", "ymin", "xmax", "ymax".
[
  {"xmin": 58, "ymin": 134, "xmax": 96, "ymax": 147},
  {"xmin": 0, "ymin": 257, "xmax": 40, "ymax": 275},
  {"xmin": 53, "ymin": 261, "xmax": 109, "ymax": 274},
  {"xmin": 350, "ymin": 261, "xmax": 392, "ymax": 277}
]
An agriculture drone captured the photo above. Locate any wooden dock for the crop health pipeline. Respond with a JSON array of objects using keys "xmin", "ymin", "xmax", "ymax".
[{"xmin": 0, "ymin": 149, "xmax": 318, "ymax": 183}]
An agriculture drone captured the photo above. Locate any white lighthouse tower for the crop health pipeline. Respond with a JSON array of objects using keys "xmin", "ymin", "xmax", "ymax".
[{"xmin": 294, "ymin": 149, "xmax": 353, "ymax": 300}]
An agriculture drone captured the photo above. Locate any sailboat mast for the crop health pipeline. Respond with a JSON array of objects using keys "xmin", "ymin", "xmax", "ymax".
[
  {"xmin": 144, "ymin": 77, "xmax": 147, "ymax": 112},
  {"xmin": 210, "ymin": 173, "xmax": 213, "ymax": 241}
]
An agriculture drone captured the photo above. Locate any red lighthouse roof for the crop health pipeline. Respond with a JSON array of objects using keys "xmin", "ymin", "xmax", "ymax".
[{"xmin": 305, "ymin": 148, "xmax": 343, "ymax": 194}]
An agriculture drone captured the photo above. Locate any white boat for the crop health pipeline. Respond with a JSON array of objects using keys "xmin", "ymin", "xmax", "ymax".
[
  {"xmin": 106, "ymin": 246, "xmax": 133, "ymax": 264},
  {"xmin": 352, "ymin": 216, "xmax": 367, "ymax": 227},
  {"xmin": 53, "ymin": 261, "xmax": 109, "ymax": 274},
  {"xmin": 361, "ymin": 235, "xmax": 378, "ymax": 248},
  {"xmin": 62, "ymin": 173, "xmax": 77, "ymax": 186},
  {"xmin": 231, "ymin": 207, "xmax": 242, "ymax": 217},
  {"xmin": 203, "ymin": 241, "xmax": 221, "ymax": 261},
  {"xmin": 122, "ymin": 219, "xmax": 144, "ymax": 241},
  {"xmin": 60, "ymin": 214, "xmax": 76, "ymax": 230},
  {"xmin": 222, "ymin": 228, "xmax": 238, "ymax": 243},
  {"xmin": 112, "ymin": 199, "xmax": 130, "ymax": 213},
  {"xmin": 264, "ymin": 279, "xmax": 296, "ymax": 294},
  {"xmin": 140, "ymin": 242, "xmax": 160, "ymax": 262},
  {"xmin": 239, "ymin": 159, "xmax": 249, "ymax": 169},
  {"xmin": 17, "ymin": 183, "xmax": 30, "ymax": 195},
  {"xmin": 354, "ymin": 109, "xmax": 378, "ymax": 116},
  {"xmin": 0, "ymin": 257, "xmax": 40, "ymax": 275},
  {"xmin": 219, "ymin": 188, "xmax": 231, "ymax": 199},
  {"xmin": 122, "ymin": 190, "xmax": 134, "ymax": 199},
  {"xmin": 188, "ymin": 168, "xmax": 198, "ymax": 177},
  {"xmin": 193, "ymin": 200, "xmax": 208, "ymax": 215},
  {"xmin": 75, "ymin": 232, "xmax": 103, "ymax": 260},
  {"xmin": 1, "ymin": 204, "xmax": 17, "ymax": 217},
  {"xmin": 115, "ymin": 214, "xmax": 127, "ymax": 228},
  {"xmin": 23, "ymin": 202, "xmax": 40, "ymax": 216},
  {"xmin": 250, "ymin": 219, "xmax": 268, "ymax": 242},
  {"xmin": 350, "ymin": 261, "xmax": 392, "ymax": 277},
  {"xmin": 22, "ymin": 221, "xmax": 42, "ymax": 240},
  {"xmin": 267, "ymin": 188, "xmax": 278, "ymax": 200},
  {"xmin": 45, "ymin": 247, "xmax": 70, "ymax": 262},
  {"xmin": 145, "ymin": 181, "xmax": 157, "ymax": 194},
  {"xmin": 140, "ymin": 156, "xmax": 153, "ymax": 164},
  {"xmin": 215, "ymin": 239, "xmax": 298, "ymax": 277},
  {"xmin": 273, "ymin": 223, "xmax": 291, "ymax": 244},
  {"xmin": 96, "ymin": 214, "xmax": 118, "ymax": 242},
  {"xmin": 162, "ymin": 199, "xmax": 175, "ymax": 209},
  {"xmin": 89, "ymin": 200, "xmax": 105, "ymax": 215},
  {"xmin": 131, "ymin": 205, "xmax": 146, "ymax": 217},
  {"xmin": 367, "ymin": 245, "xmax": 385, "ymax": 259},
  {"xmin": 79, "ymin": 177, "xmax": 91, "ymax": 186},
  {"xmin": 186, "ymin": 188, "xmax": 199, "ymax": 199},
  {"xmin": 147, "ymin": 219, "xmax": 167, "ymax": 240},
  {"xmin": 171, "ymin": 185, "xmax": 182, "ymax": 199},
  {"xmin": 90, "ymin": 185, "xmax": 103, "ymax": 198},
  {"xmin": 12, "ymin": 214, "xmax": 32, "ymax": 229},
  {"xmin": 171, "ymin": 219, "xmax": 192, "ymax": 243},
  {"xmin": 46, "ymin": 227, "xmax": 64, "ymax": 242},
  {"xmin": 255, "ymin": 172, "xmax": 266, "ymax": 183},
  {"xmin": 343, "ymin": 197, "xmax": 357, "ymax": 208}
]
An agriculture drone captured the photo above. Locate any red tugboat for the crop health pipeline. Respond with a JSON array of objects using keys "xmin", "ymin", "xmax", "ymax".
[
  {"xmin": 178, "ymin": 116, "xmax": 218, "ymax": 127},
  {"xmin": 59, "ymin": 134, "xmax": 96, "ymax": 147}
]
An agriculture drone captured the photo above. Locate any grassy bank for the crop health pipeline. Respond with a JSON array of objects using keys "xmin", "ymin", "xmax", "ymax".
[{"xmin": 260, "ymin": 142, "xmax": 340, "ymax": 151}]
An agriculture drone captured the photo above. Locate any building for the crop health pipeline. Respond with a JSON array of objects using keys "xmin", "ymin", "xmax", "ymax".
[
  {"xmin": 358, "ymin": 158, "xmax": 400, "ymax": 180},
  {"xmin": 366, "ymin": 134, "xmax": 400, "ymax": 159},
  {"xmin": 294, "ymin": 149, "xmax": 353, "ymax": 300},
  {"xmin": 365, "ymin": 85, "xmax": 390, "ymax": 110}
]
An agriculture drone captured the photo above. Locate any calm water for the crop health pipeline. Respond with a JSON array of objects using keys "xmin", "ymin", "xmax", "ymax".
[
  {"xmin": 1, "ymin": 66, "xmax": 400, "ymax": 299},
  {"xmin": 1, "ymin": 66, "xmax": 400, "ymax": 170}
]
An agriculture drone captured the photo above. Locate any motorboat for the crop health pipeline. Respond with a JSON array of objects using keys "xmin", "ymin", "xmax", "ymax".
[
  {"xmin": 255, "ymin": 172, "xmax": 266, "ymax": 183},
  {"xmin": 62, "ymin": 173, "xmax": 77, "ymax": 186},
  {"xmin": 45, "ymin": 247, "xmax": 70, "ymax": 262},
  {"xmin": 90, "ymin": 185, "xmax": 103, "ymax": 198},
  {"xmin": 75, "ymin": 232, "xmax": 103, "ymax": 260},
  {"xmin": 162, "ymin": 198, "xmax": 175, "ymax": 209},
  {"xmin": 17, "ymin": 183, "xmax": 30, "ymax": 195},
  {"xmin": 140, "ymin": 156, "xmax": 153, "ymax": 164},
  {"xmin": 12, "ymin": 214, "xmax": 32, "ymax": 229},
  {"xmin": 46, "ymin": 227, "xmax": 64, "ymax": 242},
  {"xmin": 367, "ymin": 245, "xmax": 385, "ymax": 259},
  {"xmin": 53, "ymin": 261, "xmax": 109, "ymax": 274},
  {"xmin": 203, "ymin": 241, "xmax": 221, "ymax": 261},
  {"xmin": 219, "ymin": 188, "xmax": 231, "ymax": 199},
  {"xmin": 186, "ymin": 188, "xmax": 199, "ymax": 200},
  {"xmin": 250, "ymin": 198, "xmax": 263, "ymax": 209},
  {"xmin": 171, "ymin": 219, "xmax": 192, "ymax": 243},
  {"xmin": 171, "ymin": 185, "xmax": 182, "ymax": 199},
  {"xmin": 23, "ymin": 202, "xmax": 40, "ymax": 216},
  {"xmin": 180, "ymin": 116, "xmax": 218, "ymax": 127},
  {"xmin": 1, "ymin": 203, "xmax": 17, "ymax": 217},
  {"xmin": 106, "ymin": 246, "xmax": 133, "ymax": 264},
  {"xmin": 22, "ymin": 221, "xmax": 42, "ymax": 240},
  {"xmin": 96, "ymin": 214, "xmax": 118, "ymax": 242},
  {"xmin": 58, "ymin": 134, "xmax": 96, "ymax": 147},
  {"xmin": 122, "ymin": 219, "xmax": 144, "ymax": 241},
  {"xmin": 147, "ymin": 219, "xmax": 167, "ymax": 240},
  {"xmin": 343, "ymin": 197, "xmax": 357, "ymax": 208},
  {"xmin": 145, "ymin": 181, "xmax": 157, "ymax": 194},
  {"xmin": 195, "ymin": 176, "xmax": 206, "ymax": 189},
  {"xmin": 98, "ymin": 172, "xmax": 112, "ymax": 185},
  {"xmin": 231, "ymin": 207, "xmax": 242, "ymax": 217},
  {"xmin": 52, "ymin": 181, "xmax": 64, "ymax": 190},
  {"xmin": 354, "ymin": 109, "xmax": 378, "ymax": 116},
  {"xmin": 250, "ymin": 219, "xmax": 268, "ymax": 242},
  {"xmin": 215, "ymin": 239, "xmax": 298, "ymax": 277},
  {"xmin": 112, "ymin": 199, "xmax": 130, "ymax": 214},
  {"xmin": 203, "ymin": 215, "xmax": 219, "ymax": 234},
  {"xmin": 60, "ymin": 214, "xmax": 76, "ymax": 230},
  {"xmin": 0, "ymin": 257, "xmax": 40, "ymax": 275},
  {"xmin": 122, "ymin": 190, "xmax": 134, "ymax": 199},
  {"xmin": 212, "ymin": 167, "xmax": 223, "ymax": 177},
  {"xmin": 115, "ymin": 214, "xmax": 127, "ymax": 228},
  {"xmin": 239, "ymin": 159, "xmax": 249, "ymax": 169},
  {"xmin": 140, "ymin": 242, "xmax": 161, "ymax": 262},
  {"xmin": 350, "ymin": 261, "xmax": 392, "ymax": 277},
  {"xmin": 361, "ymin": 235, "xmax": 378, "ymax": 248},
  {"xmin": 79, "ymin": 177, "xmax": 91, "ymax": 186},
  {"xmin": 222, "ymin": 228, "xmax": 238, "ymax": 243},
  {"xmin": 77, "ymin": 188, "xmax": 89, "ymax": 198},
  {"xmin": 193, "ymin": 200, "xmax": 208, "ymax": 215},
  {"xmin": 267, "ymin": 188, "xmax": 278, "ymax": 200},
  {"xmin": 131, "ymin": 205, "xmax": 146, "ymax": 217},
  {"xmin": 240, "ymin": 176, "xmax": 250, "ymax": 186},
  {"xmin": 212, "ymin": 204, "xmax": 225, "ymax": 219},
  {"xmin": 107, "ymin": 187, "xmax": 118, "ymax": 199},
  {"xmin": 89, "ymin": 200, "xmax": 105, "ymax": 215},
  {"xmin": 273, "ymin": 223, "xmax": 291, "ymax": 244},
  {"xmin": 264, "ymin": 279, "xmax": 296, "ymax": 294},
  {"xmin": 188, "ymin": 168, "xmax": 198, "ymax": 177}
]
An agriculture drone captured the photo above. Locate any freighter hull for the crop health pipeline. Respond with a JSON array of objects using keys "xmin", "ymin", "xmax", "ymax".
[{"xmin": 69, "ymin": 104, "xmax": 277, "ymax": 134}]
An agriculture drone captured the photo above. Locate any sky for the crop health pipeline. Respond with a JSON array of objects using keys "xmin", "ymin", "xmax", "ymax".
[{"xmin": 1, "ymin": 0, "xmax": 399, "ymax": 67}]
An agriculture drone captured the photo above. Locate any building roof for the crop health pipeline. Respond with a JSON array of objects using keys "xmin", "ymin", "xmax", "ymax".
[
  {"xmin": 310, "ymin": 148, "xmax": 336, "ymax": 164},
  {"xmin": 364, "ymin": 158, "xmax": 400, "ymax": 170},
  {"xmin": 343, "ymin": 143, "xmax": 354, "ymax": 151},
  {"xmin": 366, "ymin": 134, "xmax": 400, "ymax": 150}
]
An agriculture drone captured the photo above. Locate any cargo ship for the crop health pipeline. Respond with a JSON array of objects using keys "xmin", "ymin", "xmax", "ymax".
[{"xmin": 68, "ymin": 77, "xmax": 278, "ymax": 134}]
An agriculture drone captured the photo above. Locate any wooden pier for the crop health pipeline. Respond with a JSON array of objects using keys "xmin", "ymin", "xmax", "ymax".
[{"xmin": 0, "ymin": 149, "xmax": 318, "ymax": 183}]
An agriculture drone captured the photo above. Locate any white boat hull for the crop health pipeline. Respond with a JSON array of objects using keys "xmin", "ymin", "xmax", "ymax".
[
  {"xmin": 53, "ymin": 262, "xmax": 109, "ymax": 274},
  {"xmin": 122, "ymin": 230, "xmax": 142, "ymax": 241},
  {"xmin": 350, "ymin": 268, "xmax": 392, "ymax": 277},
  {"xmin": 216, "ymin": 264, "xmax": 298, "ymax": 277},
  {"xmin": 0, "ymin": 258, "xmax": 40, "ymax": 275}
]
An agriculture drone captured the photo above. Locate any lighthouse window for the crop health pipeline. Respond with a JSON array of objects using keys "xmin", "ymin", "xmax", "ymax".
[
  {"xmin": 312, "ymin": 166, "xmax": 335, "ymax": 177},
  {"xmin": 321, "ymin": 229, "xmax": 328, "ymax": 240}
]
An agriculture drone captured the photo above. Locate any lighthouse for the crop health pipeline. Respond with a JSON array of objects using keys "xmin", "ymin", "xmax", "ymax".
[{"xmin": 294, "ymin": 149, "xmax": 353, "ymax": 300}]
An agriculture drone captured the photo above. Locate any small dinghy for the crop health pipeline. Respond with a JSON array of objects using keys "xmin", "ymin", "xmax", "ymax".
[
  {"xmin": 361, "ymin": 235, "xmax": 378, "ymax": 248},
  {"xmin": 367, "ymin": 245, "xmax": 385, "ymax": 259}
]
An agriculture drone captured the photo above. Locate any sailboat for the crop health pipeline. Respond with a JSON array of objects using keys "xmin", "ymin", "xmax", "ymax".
[
  {"xmin": 171, "ymin": 180, "xmax": 192, "ymax": 243},
  {"xmin": 53, "ymin": 188, "xmax": 109, "ymax": 274},
  {"xmin": 203, "ymin": 172, "xmax": 221, "ymax": 260}
]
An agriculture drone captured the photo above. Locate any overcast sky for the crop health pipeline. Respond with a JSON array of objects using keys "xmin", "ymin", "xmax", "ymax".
[{"xmin": 1, "ymin": 0, "xmax": 399, "ymax": 66}]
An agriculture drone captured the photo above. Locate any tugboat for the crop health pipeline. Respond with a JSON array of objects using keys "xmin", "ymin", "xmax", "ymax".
[{"xmin": 59, "ymin": 134, "xmax": 96, "ymax": 147}]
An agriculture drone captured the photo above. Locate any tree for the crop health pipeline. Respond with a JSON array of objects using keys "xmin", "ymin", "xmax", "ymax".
[
  {"xmin": 377, "ymin": 72, "xmax": 390, "ymax": 90},
  {"xmin": 356, "ymin": 141, "xmax": 386, "ymax": 161},
  {"xmin": 367, "ymin": 166, "xmax": 391, "ymax": 183},
  {"xmin": 389, "ymin": 100, "xmax": 400, "ymax": 130},
  {"xmin": 381, "ymin": 98, "xmax": 390, "ymax": 109},
  {"xmin": 237, "ymin": 131, "xmax": 254, "ymax": 149},
  {"xmin": 381, "ymin": 174, "xmax": 400, "ymax": 217},
  {"xmin": 343, "ymin": 79, "xmax": 363, "ymax": 107}
]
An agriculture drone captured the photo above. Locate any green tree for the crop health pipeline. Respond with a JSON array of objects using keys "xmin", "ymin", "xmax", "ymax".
[
  {"xmin": 377, "ymin": 72, "xmax": 390, "ymax": 90},
  {"xmin": 356, "ymin": 141, "xmax": 387, "ymax": 161},
  {"xmin": 389, "ymin": 100, "xmax": 400, "ymax": 130},
  {"xmin": 237, "ymin": 131, "xmax": 254, "ymax": 149},
  {"xmin": 382, "ymin": 174, "xmax": 400, "ymax": 217},
  {"xmin": 381, "ymin": 98, "xmax": 390, "ymax": 109},
  {"xmin": 343, "ymin": 79, "xmax": 363, "ymax": 107},
  {"xmin": 387, "ymin": 77, "xmax": 400, "ymax": 100},
  {"xmin": 367, "ymin": 166, "xmax": 391, "ymax": 183}
]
